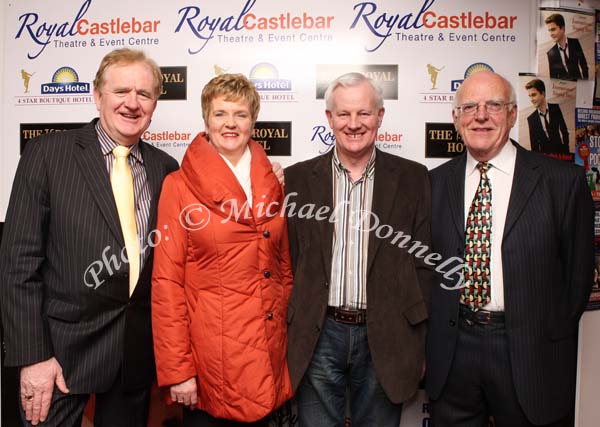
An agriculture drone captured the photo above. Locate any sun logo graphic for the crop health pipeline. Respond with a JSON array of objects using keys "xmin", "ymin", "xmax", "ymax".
[
  {"xmin": 41, "ymin": 66, "xmax": 90, "ymax": 95},
  {"xmin": 248, "ymin": 63, "xmax": 296, "ymax": 102},
  {"xmin": 249, "ymin": 63, "xmax": 291, "ymax": 91},
  {"xmin": 451, "ymin": 63, "xmax": 494, "ymax": 91}
]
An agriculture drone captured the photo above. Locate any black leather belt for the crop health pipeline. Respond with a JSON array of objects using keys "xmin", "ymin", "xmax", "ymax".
[
  {"xmin": 459, "ymin": 304, "xmax": 505, "ymax": 326},
  {"xmin": 327, "ymin": 306, "xmax": 367, "ymax": 325}
]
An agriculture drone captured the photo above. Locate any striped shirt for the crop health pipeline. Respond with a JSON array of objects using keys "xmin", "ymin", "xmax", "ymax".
[
  {"xmin": 329, "ymin": 148, "xmax": 376, "ymax": 310},
  {"xmin": 96, "ymin": 122, "xmax": 151, "ymax": 269}
]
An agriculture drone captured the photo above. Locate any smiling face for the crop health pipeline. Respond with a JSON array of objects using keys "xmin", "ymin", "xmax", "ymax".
[
  {"xmin": 93, "ymin": 61, "xmax": 158, "ymax": 146},
  {"xmin": 453, "ymin": 72, "xmax": 517, "ymax": 162},
  {"xmin": 205, "ymin": 96, "xmax": 253, "ymax": 164},
  {"xmin": 326, "ymin": 81, "xmax": 384, "ymax": 163}
]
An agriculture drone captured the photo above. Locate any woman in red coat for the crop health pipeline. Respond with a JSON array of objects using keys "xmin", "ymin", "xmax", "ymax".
[{"xmin": 152, "ymin": 74, "xmax": 293, "ymax": 426}]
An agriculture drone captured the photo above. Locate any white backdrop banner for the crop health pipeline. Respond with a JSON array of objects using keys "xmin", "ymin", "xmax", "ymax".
[{"xmin": 2, "ymin": 0, "xmax": 535, "ymax": 221}]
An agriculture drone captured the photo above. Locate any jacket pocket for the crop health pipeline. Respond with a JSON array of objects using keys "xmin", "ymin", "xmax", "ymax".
[
  {"xmin": 45, "ymin": 298, "xmax": 83, "ymax": 323},
  {"xmin": 403, "ymin": 300, "xmax": 428, "ymax": 326}
]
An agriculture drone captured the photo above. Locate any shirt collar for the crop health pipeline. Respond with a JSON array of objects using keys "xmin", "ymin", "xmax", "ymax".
[
  {"xmin": 466, "ymin": 140, "xmax": 516, "ymax": 177},
  {"xmin": 95, "ymin": 121, "xmax": 143, "ymax": 164},
  {"xmin": 332, "ymin": 147, "xmax": 376, "ymax": 181}
]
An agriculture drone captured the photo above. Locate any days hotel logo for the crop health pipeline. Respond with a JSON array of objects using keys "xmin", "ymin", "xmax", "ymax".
[
  {"xmin": 15, "ymin": 66, "xmax": 94, "ymax": 106},
  {"xmin": 420, "ymin": 62, "xmax": 493, "ymax": 104},
  {"xmin": 249, "ymin": 63, "xmax": 297, "ymax": 102},
  {"xmin": 41, "ymin": 67, "xmax": 89, "ymax": 94}
]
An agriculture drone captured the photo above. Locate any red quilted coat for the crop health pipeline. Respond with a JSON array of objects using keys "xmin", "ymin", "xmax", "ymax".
[{"xmin": 151, "ymin": 132, "xmax": 293, "ymax": 421}]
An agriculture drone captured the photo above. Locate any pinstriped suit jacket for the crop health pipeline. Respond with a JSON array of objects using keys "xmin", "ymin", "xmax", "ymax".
[
  {"xmin": 425, "ymin": 141, "xmax": 594, "ymax": 424},
  {"xmin": 0, "ymin": 119, "xmax": 178, "ymax": 393}
]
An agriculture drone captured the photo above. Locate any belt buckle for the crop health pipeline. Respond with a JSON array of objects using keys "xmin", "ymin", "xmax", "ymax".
[{"xmin": 333, "ymin": 308, "xmax": 365, "ymax": 325}]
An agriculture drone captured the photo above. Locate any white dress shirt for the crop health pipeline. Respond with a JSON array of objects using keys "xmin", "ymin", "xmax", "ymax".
[
  {"xmin": 220, "ymin": 145, "xmax": 253, "ymax": 206},
  {"xmin": 464, "ymin": 141, "xmax": 516, "ymax": 311}
]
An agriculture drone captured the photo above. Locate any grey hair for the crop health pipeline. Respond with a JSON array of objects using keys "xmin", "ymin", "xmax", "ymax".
[{"xmin": 324, "ymin": 72, "xmax": 384, "ymax": 111}]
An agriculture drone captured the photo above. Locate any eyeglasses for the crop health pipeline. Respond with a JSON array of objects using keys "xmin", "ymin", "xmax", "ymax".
[{"xmin": 455, "ymin": 101, "xmax": 514, "ymax": 115}]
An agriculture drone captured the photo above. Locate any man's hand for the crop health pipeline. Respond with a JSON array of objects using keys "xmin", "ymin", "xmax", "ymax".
[
  {"xmin": 272, "ymin": 162, "xmax": 285, "ymax": 186},
  {"xmin": 20, "ymin": 357, "xmax": 69, "ymax": 425},
  {"xmin": 170, "ymin": 377, "xmax": 198, "ymax": 408}
]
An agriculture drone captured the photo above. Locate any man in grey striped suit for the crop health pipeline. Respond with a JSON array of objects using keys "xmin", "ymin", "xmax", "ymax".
[
  {"xmin": 0, "ymin": 49, "xmax": 178, "ymax": 426},
  {"xmin": 426, "ymin": 71, "xmax": 593, "ymax": 426}
]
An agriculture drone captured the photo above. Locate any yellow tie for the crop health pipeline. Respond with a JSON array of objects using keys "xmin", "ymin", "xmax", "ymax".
[{"xmin": 111, "ymin": 146, "xmax": 140, "ymax": 296}]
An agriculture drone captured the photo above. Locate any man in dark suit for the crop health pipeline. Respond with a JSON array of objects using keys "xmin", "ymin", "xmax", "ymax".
[
  {"xmin": 545, "ymin": 13, "xmax": 588, "ymax": 81},
  {"xmin": 426, "ymin": 71, "xmax": 593, "ymax": 426},
  {"xmin": 0, "ymin": 49, "xmax": 179, "ymax": 426},
  {"xmin": 285, "ymin": 72, "xmax": 434, "ymax": 426},
  {"xmin": 525, "ymin": 78, "xmax": 569, "ymax": 154}
]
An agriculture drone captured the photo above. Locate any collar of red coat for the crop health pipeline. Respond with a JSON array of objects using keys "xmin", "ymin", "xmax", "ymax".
[{"xmin": 179, "ymin": 132, "xmax": 284, "ymax": 225}]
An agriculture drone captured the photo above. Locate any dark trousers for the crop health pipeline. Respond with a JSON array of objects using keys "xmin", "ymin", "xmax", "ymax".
[
  {"xmin": 430, "ymin": 315, "xmax": 573, "ymax": 427},
  {"xmin": 183, "ymin": 408, "xmax": 270, "ymax": 427},
  {"xmin": 19, "ymin": 376, "xmax": 151, "ymax": 427}
]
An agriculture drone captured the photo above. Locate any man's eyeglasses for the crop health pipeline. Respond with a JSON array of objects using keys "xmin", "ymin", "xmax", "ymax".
[{"xmin": 455, "ymin": 101, "xmax": 514, "ymax": 115}]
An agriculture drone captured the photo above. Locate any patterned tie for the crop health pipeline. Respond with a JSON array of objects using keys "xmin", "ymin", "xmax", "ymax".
[
  {"xmin": 111, "ymin": 146, "xmax": 140, "ymax": 296},
  {"xmin": 461, "ymin": 162, "xmax": 492, "ymax": 311}
]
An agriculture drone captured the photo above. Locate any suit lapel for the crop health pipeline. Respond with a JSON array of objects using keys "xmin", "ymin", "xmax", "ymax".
[
  {"xmin": 447, "ymin": 155, "xmax": 467, "ymax": 239},
  {"xmin": 311, "ymin": 151, "xmax": 334, "ymax": 281},
  {"xmin": 367, "ymin": 151, "xmax": 401, "ymax": 274},
  {"xmin": 503, "ymin": 146, "xmax": 540, "ymax": 239},
  {"xmin": 73, "ymin": 122, "xmax": 124, "ymax": 247}
]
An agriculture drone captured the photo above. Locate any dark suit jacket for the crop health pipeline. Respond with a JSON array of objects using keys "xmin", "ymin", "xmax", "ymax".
[
  {"xmin": 527, "ymin": 103, "xmax": 569, "ymax": 154},
  {"xmin": 425, "ymin": 142, "xmax": 593, "ymax": 424},
  {"xmin": 0, "ymin": 119, "xmax": 179, "ymax": 393},
  {"xmin": 285, "ymin": 148, "xmax": 435, "ymax": 403},
  {"xmin": 547, "ymin": 37, "xmax": 589, "ymax": 80}
]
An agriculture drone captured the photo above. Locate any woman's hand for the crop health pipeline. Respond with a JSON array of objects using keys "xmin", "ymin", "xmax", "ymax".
[
  {"xmin": 272, "ymin": 162, "xmax": 285, "ymax": 185},
  {"xmin": 170, "ymin": 377, "xmax": 198, "ymax": 407}
]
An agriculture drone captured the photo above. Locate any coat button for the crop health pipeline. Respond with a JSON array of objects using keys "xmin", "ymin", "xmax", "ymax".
[
  {"xmin": 324, "ymin": 281, "xmax": 329, "ymax": 288},
  {"xmin": 263, "ymin": 270, "xmax": 271, "ymax": 278},
  {"xmin": 449, "ymin": 319, "xmax": 456, "ymax": 327},
  {"xmin": 124, "ymin": 272, "xmax": 129, "ymax": 278},
  {"xmin": 263, "ymin": 230, "xmax": 270, "ymax": 238},
  {"xmin": 266, "ymin": 312, "xmax": 273, "ymax": 320}
]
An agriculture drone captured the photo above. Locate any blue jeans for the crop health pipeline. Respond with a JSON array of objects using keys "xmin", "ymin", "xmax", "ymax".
[{"xmin": 297, "ymin": 315, "xmax": 402, "ymax": 427}]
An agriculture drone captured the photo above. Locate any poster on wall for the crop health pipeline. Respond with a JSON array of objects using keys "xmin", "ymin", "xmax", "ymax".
[
  {"xmin": 517, "ymin": 74, "xmax": 576, "ymax": 162},
  {"xmin": 537, "ymin": 8, "xmax": 595, "ymax": 82},
  {"xmin": 573, "ymin": 108, "xmax": 600, "ymax": 310}
]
